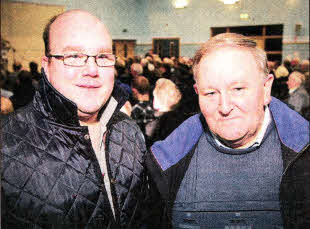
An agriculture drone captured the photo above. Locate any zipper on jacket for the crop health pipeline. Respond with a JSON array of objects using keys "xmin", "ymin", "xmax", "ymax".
[
  {"xmin": 104, "ymin": 129, "xmax": 121, "ymax": 226},
  {"xmin": 280, "ymin": 143, "xmax": 309, "ymax": 185}
]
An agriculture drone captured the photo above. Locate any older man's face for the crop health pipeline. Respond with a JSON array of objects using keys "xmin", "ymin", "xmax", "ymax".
[
  {"xmin": 195, "ymin": 46, "xmax": 273, "ymax": 148},
  {"xmin": 42, "ymin": 11, "xmax": 114, "ymax": 121},
  {"xmin": 287, "ymin": 72, "xmax": 301, "ymax": 89}
]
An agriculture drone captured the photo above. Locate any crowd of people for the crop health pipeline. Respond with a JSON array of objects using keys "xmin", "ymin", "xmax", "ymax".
[
  {"xmin": 0, "ymin": 9, "xmax": 309, "ymax": 228},
  {"xmin": 115, "ymin": 53, "xmax": 200, "ymax": 146},
  {"xmin": 2, "ymin": 49, "xmax": 308, "ymax": 143},
  {"xmin": 269, "ymin": 57, "xmax": 310, "ymax": 119},
  {"xmin": 0, "ymin": 61, "xmax": 41, "ymax": 115},
  {"xmin": 1, "ymin": 47, "xmax": 309, "ymax": 121}
]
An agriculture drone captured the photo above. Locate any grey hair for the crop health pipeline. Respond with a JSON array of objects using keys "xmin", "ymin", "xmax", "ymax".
[{"xmin": 192, "ymin": 33, "xmax": 269, "ymax": 80}]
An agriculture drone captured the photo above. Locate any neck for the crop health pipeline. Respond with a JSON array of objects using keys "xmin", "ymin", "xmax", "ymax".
[
  {"xmin": 137, "ymin": 94, "xmax": 149, "ymax": 101},
  {"xmin": 221, "ymin": 134, "xmax": 258, "ymax": 149},
  {"xmin": 216, "ymin": 109, "xmax": 268, "ymax": 149},
  {"xmin": 78, "ymin": 111, "xmax": 99, "ymax": 126}
]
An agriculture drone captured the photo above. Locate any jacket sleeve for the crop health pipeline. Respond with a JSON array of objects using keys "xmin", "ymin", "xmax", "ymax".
[
  {"xmin": 144, "ymin": 150, "xmax": 171, "ymax": 229},
  {"xmin": 280, "ymin": 144, "xmax": 310, "ymax": 228}
]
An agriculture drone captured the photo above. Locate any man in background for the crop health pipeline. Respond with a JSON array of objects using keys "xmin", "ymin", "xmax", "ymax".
[
  {"xmin": 147, "ymin": 33, "xmax": 309, "ymax": 228},
  {"xmin": 286, "ymin": 70, "xmax": 310, "ymax": 118},
  {"xmin": 131, "ymin": 76, "xmax": 155, "ymax": 139},
  {"xmin": 1, "ymin": 10, "xmax": 148, "ymax": 228}
]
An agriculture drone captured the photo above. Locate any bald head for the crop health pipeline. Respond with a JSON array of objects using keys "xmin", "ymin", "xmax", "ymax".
[
  {"xmin": 41, "ymin": 10, "xmax": 115, "ymax": 123},
  {"xmin": 43, "ymin": 10, "xmax": 111, "ymax": 56}
]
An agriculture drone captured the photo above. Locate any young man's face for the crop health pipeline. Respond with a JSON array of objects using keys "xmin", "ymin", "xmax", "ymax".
[
  {"xmin": 42, "ymin": 11, "xmax": 115, "ymax": 121},
  {"xmin": 195, "ymin": 46, "xmax": 273, "ymax": 148}
]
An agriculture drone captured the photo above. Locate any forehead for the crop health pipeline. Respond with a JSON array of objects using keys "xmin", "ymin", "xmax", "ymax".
[
  {"xmin": 197, "ymin": 46, "xmax": 262, "ymax": 85},
  {"xmin": 49, "ymin": 12, "xmax": 112, "ymax": 52}
]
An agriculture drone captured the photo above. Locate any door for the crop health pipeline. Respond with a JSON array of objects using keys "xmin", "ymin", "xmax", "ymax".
[
  {"xmin": 112, "ymin": 40, "xmax": 136, "ymax": 58},
  {"xmin": 153, "ymin": 38, "xmax": 180, "ymax": 58}
]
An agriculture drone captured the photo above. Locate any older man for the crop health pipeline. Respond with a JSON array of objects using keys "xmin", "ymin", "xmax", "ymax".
[
  {"xmin": 286, "ymin": 71, "xmax": 310, "ymax": 116},
  {"xmin": 1, "ymin": 10, "xmax": 147, "ymax": 228},
  {"xmin": 146, "ymin": 33, "xmax": 309, "ymax": 228}
]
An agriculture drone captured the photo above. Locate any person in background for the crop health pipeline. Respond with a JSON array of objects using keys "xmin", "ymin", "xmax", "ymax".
[
  {"xmin": 9, "ymin": 70, "xmax": 36, "ymax": 110},
  {"xmin": 300, "ymin": 60, "xmax": 310, "ymax": 96},
  {"xmin": 5, "ymin": 61, "xmax": 22, "ymax": 92},
  {"xmin": 146, "ymin": 78, "xmax": 185, "ymax": 146},
  {"xmin": 286, "ymin": 71, "xmax": 310, "ymax": 118},
  {"xmin": 130, "ymin": 63, "xmax": 143, "ymax": 78},
  {"xmin": 271, "ymin": 60, "xmax": 289, "ymax": 101},
  {"xmin": 126, "ymin": 63, "xmax": 144, "ymax": 105},
  {"xmin": 1, "ymin": 10, "xmax": 149, "ymax": 228},
  {"xmin": 131, "ymin": 76, "xmax": 155, "ymax": 145},
  {"xmin": 29, "ymin": 61, "xmax": 42, "ymax": 90},
  {"xmin": 146, "ymin": 33, "xmax": 309, "ymax": 228}
]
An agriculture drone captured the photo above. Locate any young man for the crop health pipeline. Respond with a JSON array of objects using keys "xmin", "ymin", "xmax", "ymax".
[
  {"xmin": 1, "ymin": 10, "xmax": 148, "ymax": 228},
  {"xmin": 147, "ymin": 33, "xmax": 309, "ymax": 228}
]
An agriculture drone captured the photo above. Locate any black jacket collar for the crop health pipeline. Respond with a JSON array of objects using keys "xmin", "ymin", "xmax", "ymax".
[{"xmin": 33, "ymin": 69, "xmax": 128, "ymax": 127}]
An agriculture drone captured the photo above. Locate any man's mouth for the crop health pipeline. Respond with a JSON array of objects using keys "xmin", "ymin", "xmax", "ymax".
[
  {"xmin": 219, "ymin": 117, "xmax": 238, "ymax": 121},
  {"xmin": 76, "ymin": 81, "xmax": 101, "ymax": 88}
]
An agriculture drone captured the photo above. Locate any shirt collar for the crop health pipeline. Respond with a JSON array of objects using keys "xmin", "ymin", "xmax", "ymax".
[
  {"xmin": 212, "ymin": 106, "xmax": 271, "ymax": 149},
  {"xmin": 289, "ymin": 87, "xmax": 298, "ymax": 94}
]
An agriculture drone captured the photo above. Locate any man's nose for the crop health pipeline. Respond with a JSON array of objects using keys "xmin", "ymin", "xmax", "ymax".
[
  {"xmin": 83, "ymin": 56, "xmax": 99, "ymax": 77},
  {"xmin": 218, "ymin": 93, "xmax": 233, "ymax": 115}
]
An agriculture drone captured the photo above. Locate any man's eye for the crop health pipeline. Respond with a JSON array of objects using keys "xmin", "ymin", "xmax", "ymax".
[
  {"xmin": 232, "ymin": 87, "xmax": 245, "ymax": 95},
  {"xmin": 234, "ymin": 87, "xmax": 243, "ymax": 91},
  {"xmin": 67, "ymin": 54, "xmax": 83, "ymax": 59},
  {"xmin": 97, "ymin": 54, "xmax": 108, "ymax": 59},
  {"xmin": 205, "ymin": 92, "xmax": 216, "ymax": 96}
]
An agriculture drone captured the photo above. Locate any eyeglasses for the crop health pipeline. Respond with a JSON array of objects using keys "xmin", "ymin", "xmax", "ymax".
[{"xmin": 47, "ymin": 53, "xmax": 116, "ymax": 67}]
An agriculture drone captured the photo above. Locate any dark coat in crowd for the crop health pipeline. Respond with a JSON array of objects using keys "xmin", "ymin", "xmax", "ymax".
[
  {"xmin": 271, "ymin": 77, "xmax": 289, "ymax": 101},
  {"xmin": 146, "ymin": 106, "xmax": 191, "ymax": 146},
  {"xmin": 1, "ymin": 71, "xmax": 149, "ymax": 228},
  {"xmin": 9, "ymin": 70, "xmax": 35, "ymax": 110}
]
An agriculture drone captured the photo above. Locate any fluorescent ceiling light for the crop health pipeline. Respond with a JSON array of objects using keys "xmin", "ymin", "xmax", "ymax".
[
  {"xmin": 220, "ymin": 0, "xmax": 239, "ymax": 4},
  {"xmin": 174, "ymin": 0, "xmax": 188, "ymax": 8},
  {"xmin": 240, "ymin": 13, "xmax": 249, "ymax": 19}
]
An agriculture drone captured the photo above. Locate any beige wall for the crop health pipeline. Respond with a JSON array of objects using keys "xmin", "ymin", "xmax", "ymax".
[{"xmin": 1, "ymin": 1, "xmax": 64, "ymax": 72}]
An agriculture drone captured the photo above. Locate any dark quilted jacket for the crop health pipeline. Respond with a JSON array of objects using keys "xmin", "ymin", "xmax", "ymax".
[{"xmin": 1, "ymin": 72, "xmax": 147, "ymax": 228}]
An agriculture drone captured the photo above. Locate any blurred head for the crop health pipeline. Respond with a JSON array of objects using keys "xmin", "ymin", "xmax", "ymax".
[
  {"xmin": 130, "ymin": 63, "xmax": 143, "ymax": 76},
  {"xmin": 13, "ymin": 62, "xmax": 22, "ymax": 72},
  {"xmin": 287, "ymin": 71, "xmax": 305, "ymax": 89},
  {"xmin": 163, "ymin": 57, "xmax": 174, "ymax": 66},
  {"xmin": 300, "ymin": 59, "xmax": 309, "ymax": 73},
  {"xmin": 148, "ymin": 63, "xmax": 155, "ymax": 72},
  {"xmin": 153, "ymin": 78, "xmax": 182, "ymax": 112},
  {"xmin": 193, "ymin": 33, "xmax": 273, "ymax": 148},
  {"xmin": 291, "ymin": 56, "xmax": 300, "ymax": 69},
  {"xmin": 140, "ymin": 58, "xmax": 149, "ymax": 67},
  {"xmin": 131, "ymin": 76, "xmax": 150, "ymax": 99},
  {"xmin": 29, "ymin": 62, "xmax": 38, "ymax": 72},
  {"xmin": 42, "ymin": 10, "xmax": 115, "ymax": 123}
]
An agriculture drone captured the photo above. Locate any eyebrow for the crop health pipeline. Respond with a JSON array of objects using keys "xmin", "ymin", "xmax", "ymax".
[
  {"xmin": 62, "ymin": 46, "xmax": 84, "ymax": 53},
  {"xmin": 62, "ymin": 46, "xmax": 113, "ymax": 54}
]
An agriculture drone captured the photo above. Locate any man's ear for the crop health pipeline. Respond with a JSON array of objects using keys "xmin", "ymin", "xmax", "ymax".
[
  {"xmin": 263, "ymin": 73, "xmax": 274, "ymax": 105},
  {"xmin": 194, "ymin": 83, "xmax": 199, "ymax": 95},
  {"xmin": 131, "ymin": 87, "xmax": 137, "ymax": 93}
]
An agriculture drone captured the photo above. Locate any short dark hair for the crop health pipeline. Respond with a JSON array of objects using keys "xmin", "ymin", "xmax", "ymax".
[
  {"xmin": 131, "ymin": 76, "xmax": 150, "ymax": 94},
  {"xmin": 13, "ymin": 62, "xmax": 22, "ymax": 72},
  {"xmin": 42, "ymin": 14, "xmax": 60, "ymax": 56},
  {"xmin": 29, "ymin": 61, "xmax": 38, "ymax": 71}
]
